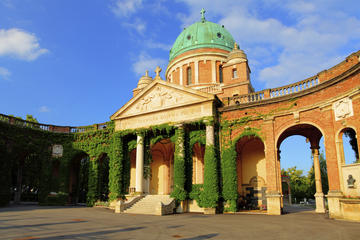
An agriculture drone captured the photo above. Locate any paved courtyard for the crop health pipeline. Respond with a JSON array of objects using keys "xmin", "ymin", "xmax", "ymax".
[{"xmin": 0, "ymin": 205, "xmax": 359, "ymax": 240}]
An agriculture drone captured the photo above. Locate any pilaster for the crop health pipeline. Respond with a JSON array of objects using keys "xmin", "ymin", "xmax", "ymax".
[
  {"xmin": 195, "ymin": 60, "xmax": 199, "ymax": 84},
  {"xmin": 211, "ymin": 60, "xmax": 216, "ymax": 83},
  {"xmin": 326, "ymin": 190, "xmax": 343, "ymax": 219}
]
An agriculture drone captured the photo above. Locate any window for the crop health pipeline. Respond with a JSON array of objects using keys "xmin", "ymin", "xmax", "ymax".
[
  {"xmin": 232, "ymin": 68, "xmax": 238, "ymax": 78},
  {"xmin": 219, "ymin": 65, "xmax": 223, "ymax": 83},
  {"xmin": 187, "ymin": 67, "xmax": 192, "ymax": 85}
]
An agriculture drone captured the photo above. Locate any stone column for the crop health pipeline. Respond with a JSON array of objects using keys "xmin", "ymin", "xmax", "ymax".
[
  {"xmin": 136, "ymin": 134, "xmax": 144, "ymax": 193},
  {"xmin": 174, "ymin": 124, "xmax": 186, "ymax": 213},
  {"xmin": 195, "ymin": 60, "xmax": 199, "ymax": 84},
  {"xmin": 203, "ymin": 121, "xmax": 218, "ymax": 214},
  {"xmin": 312, "ymin": 147, "xmax": 325, "ymax": 213},
  {"xmin": 206, "ymin": 123, "xmax": 214, "ymax": 146},
  {"xmin": 277, "ymin": 149, "xmax": 283, "ymax": 208},
  {"xmin": 288, "ymin": 182, "xmax": 292, "ymax": 205}
]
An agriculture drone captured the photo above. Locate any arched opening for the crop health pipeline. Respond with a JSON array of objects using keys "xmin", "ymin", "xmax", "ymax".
[
  {"xmin": 98, "ymin": 153, "xmax": 110, "ymax": 201},
  {"xmin": 129, "ymin": 149, "xmax": 137, "ymax": 194},
  {"xmin": 236, "ymin": 136, "xmax": 267, "ymax": 210},
  {"xmin": 219, "ymin": 65, "xmax": 223, "ymax": 83},
  {"xmin": 149, "ymin": 139, "xmax": 174, "ymax": 194},
  {"xmin": 187, "ymin": 67, "xmax": 192, "ymax": 85},
  {"xmin": 340, "ymin": 128, "xmax": 359, "ymax": 164},
  {"xmin": 192, "ymin": 143, "xmax": 205, "ymax": 184},
  {"xmin": 69, "ymin": 153, "xmax": 89, "ymax": 204},
  {"xmin": 277, "ymin": 124, "xmax": 328, "ymax": 213},
  {"xmin": 12, "ymin": 152, "xmax": 42, "ymax": 203}
]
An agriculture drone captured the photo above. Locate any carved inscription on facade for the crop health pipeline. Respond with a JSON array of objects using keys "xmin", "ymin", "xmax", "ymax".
[
  {"xmin": 333, "ymin": 97, "xmax": 353, "ymax": 121},
  {"xmin": 52, "ymin": 144, "xmax": 63, "ymax": 158},
  {"xmin": 117, "ymin": 102, "xmax": 213, "ymax": 130}
]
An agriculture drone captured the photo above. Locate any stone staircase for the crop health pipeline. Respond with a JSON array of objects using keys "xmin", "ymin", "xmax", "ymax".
[{"xmin": 124, "ymin": 195, "xmax": 175, "ymax": 215}]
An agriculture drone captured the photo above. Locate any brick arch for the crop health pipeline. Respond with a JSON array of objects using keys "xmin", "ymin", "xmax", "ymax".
[
  {"xmin": 276, "ymin": 122, "xmax": 324, "ymax": 150},
  {"xmin": 232, "ymin": 131, "xmax": 267, "ymax": 154},
  {"xmin": 336, "ymin": 127, "xmax": 359, "ymax": 164},
  {"xmin": 336, "ymin": 125, "xmax": 358, "ymax": 141},
  {"xmin": 235, "ymin": 135, "xmax": 266, "ymax": 205}
]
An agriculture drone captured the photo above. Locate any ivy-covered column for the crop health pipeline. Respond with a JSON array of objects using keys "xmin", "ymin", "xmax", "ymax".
[
  {"xmin": 87, "ymin": 155, "xmax": 99, "ymax": 206},
  {"xmin": 136, "ymin": 134, "xmax": 144, "ymax": 193},
  {"xmin": 171, "ymin": 124, "xmax": 187, "ymax": 201},
  {"xmin": 109, "ymin": 133, "xmax": 123, "ymax": 202},
  {"xmin": 201, "ymin": 121, "xmax": 219, "ymax": 213},
  {"xmin": 221, "ymin": 141, "xmax": 238, "ymax": 212}
]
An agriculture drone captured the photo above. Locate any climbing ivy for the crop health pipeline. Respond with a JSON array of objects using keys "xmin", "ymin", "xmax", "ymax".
[{"xmin": 171, "ymin": 127, "xmax": 187, "ymax": 201}]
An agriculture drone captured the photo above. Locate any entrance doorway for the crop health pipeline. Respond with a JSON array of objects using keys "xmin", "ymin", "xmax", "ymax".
[{"xmin": 149, "ymin": 139, "xmax": 174, "ymax": 195}]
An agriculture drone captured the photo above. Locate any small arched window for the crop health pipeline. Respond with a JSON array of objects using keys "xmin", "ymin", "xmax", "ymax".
[
  {"xmin": 219, "ymin": 65, "xmax": 223, "ymax": 83},
  {"xmin": 232, "ymin": 68, "xmax": 238, "ymax": 79},
  {"xmin": 187, "ymin": 67, "xmax": 192, "ymax": 85}
]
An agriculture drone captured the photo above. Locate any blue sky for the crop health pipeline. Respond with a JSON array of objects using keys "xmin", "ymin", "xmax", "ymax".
[{"xmin": 1, "ymin": 0, "xmax": 359, "ymax": 173}]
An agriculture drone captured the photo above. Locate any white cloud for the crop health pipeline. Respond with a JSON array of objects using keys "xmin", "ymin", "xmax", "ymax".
[
  {"xmin": 145, "ymin": 40, "xmax": 172, "ymax": 51},
  {"xmin": 0, "ymin": 66, "xmax": 11, "ymax": 81},
  {"xmin": 132, "ymin": 52, "xmax": 166, "ymax": 76},
  {"xmin": 38, "ymin": 106, "xmax": 50, "ymax": 113},
  {"xmin": 122, "ymin": 18, "xmax": 147, "ymax": 34},
  {"xmin": 0, "ymin": 28, "xmax": 48, "ymax": 61},
  {"xmin": 177, "ymin": 0, "xmax": 360, "ymax": 88},
  {"xmin": 111, "ymin": 0, "xmax": 143, "ymax": 17}
]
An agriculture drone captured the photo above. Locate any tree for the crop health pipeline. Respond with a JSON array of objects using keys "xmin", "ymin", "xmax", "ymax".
[
  {"xmin": 25, "ymin": 115, "xmax": 38, "ymax": 123},
  {"xmin": 282, "ymin": 167, "xmax": 310, "ymax": 201},
  {"xmin": 344, "ymin": 129, "xmax": 359, "ymax": 163}
]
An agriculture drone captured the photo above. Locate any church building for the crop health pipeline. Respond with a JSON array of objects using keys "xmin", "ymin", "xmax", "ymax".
[{"xmin": 1, "ymin": 9, "xmax": 359, "ymax": 222}]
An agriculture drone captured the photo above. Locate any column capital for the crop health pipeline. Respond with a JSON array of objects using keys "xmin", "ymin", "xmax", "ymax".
[
  {"xmin": 310, "ymin": 146, "xmax": 320, "ymax": 155},
  {"xmin": 203, "ymin": 118, "xmax": 214, "ymax": 126},
  {"xmin": 174, "ymin": 123, "xmax": 184, "ymax": 129}
]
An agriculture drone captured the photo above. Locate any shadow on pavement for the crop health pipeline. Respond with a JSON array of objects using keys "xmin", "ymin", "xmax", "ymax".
[
  {"xmin": 46, "ymin": 226, "xmax": 146, "ymax": 239},
  {"xmin": 0, "ymin": 220, "xmax": 87, "ymax": 230},
  {"xmin": 182, "ymin": 233, "xmax": 219, "ymax": 240}
]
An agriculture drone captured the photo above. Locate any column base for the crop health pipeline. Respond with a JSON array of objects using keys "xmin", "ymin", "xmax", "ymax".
[
  {"xmin": 314, "ymin": 192, "xmax": 326, "ymax": 213},
  {"xmin": 266, "ymin": 192, "xmax": 282, "ymax": 215},
  {"xmin": 176, "ymin": 200, "xmax": 188, "ymax": 213},
  {"xmin": 326, "ymin": 190, "xmax": 343, "ymax": 219},
  {"xmin": 204, "ymin": 208, "xmax": 216, "ymax": 215}
]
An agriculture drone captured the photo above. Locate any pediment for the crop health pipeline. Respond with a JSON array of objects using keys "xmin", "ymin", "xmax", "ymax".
[{"xmin": 111, "ymin": 80, "xmax": 216, "ymax": 120}]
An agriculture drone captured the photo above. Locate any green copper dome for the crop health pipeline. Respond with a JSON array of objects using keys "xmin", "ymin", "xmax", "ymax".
[{"xmin": 169, "ymin": 14, "xmax": 235, "ymax": 61}]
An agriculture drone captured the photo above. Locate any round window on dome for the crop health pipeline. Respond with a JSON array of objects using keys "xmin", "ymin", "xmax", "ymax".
[
  {"xmin": 217, "ymin": 32, "xmax": 222, "ymax": 38},
  {"xmin": 187, "ymin": 35, "xmax": 191, "ymax": 40}
]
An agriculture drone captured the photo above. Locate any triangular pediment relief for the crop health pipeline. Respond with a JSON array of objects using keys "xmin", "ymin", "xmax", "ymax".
[{"xmin": 111, "ymin": 80, "xmax": 216, "ymax": 120}]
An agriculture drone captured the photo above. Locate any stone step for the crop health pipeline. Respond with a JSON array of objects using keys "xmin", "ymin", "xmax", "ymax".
[{"xmin": 123, "ymin": 194, "xmax": 174, "ymax": 215}]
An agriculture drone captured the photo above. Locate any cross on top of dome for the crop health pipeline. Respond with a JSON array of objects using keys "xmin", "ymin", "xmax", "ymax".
[{"xmin": 201, "ymin": 8, "xmax": 206, "ymax": 22}]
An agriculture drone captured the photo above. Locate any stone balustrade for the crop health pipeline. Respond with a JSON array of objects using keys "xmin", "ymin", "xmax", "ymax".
[
  {"xmin": 0, "ymin": 113, "xmax": 109, "ymax": 133},
  {"xmin": 270, "ymin": 76, "xmax": 319, "ymax": 98},
  {"xmin": 198, "ymin": 84, "xmax": 222, "ymax": 94},
  {"xmin": 223, "ymin": 75, "xmax": 319, "ymax": 106}
]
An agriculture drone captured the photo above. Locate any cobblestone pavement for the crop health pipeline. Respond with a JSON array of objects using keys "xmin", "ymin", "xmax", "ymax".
[{"xmin": 0, "ymin": 205, "xmax": 359, "ymax": 240}]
